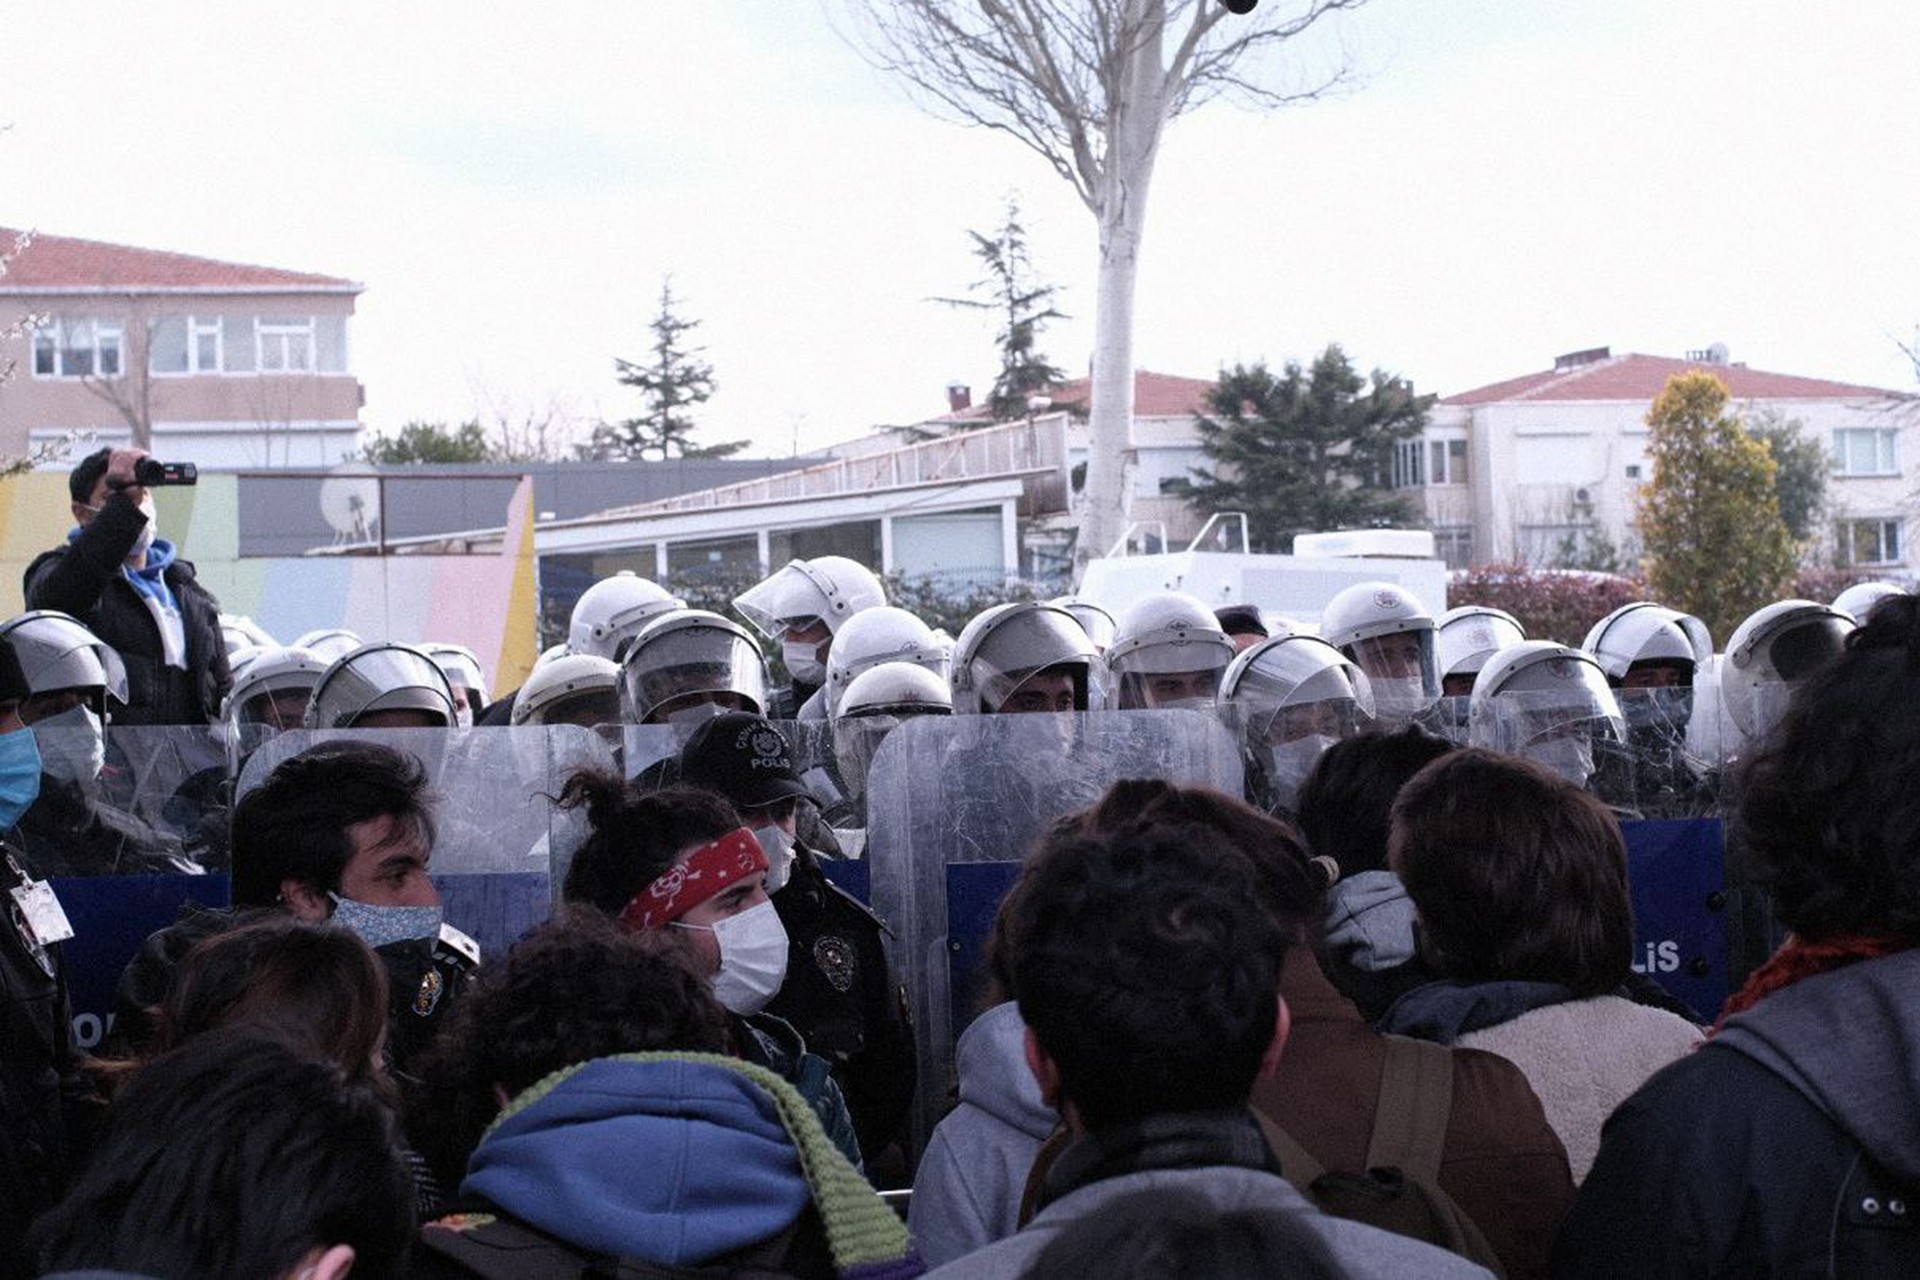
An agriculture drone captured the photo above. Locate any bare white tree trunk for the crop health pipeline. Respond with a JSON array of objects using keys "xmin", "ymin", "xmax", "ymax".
[{"xmin": 1080, "ymin": 19, "xmax": 1168, "ymax": 573}]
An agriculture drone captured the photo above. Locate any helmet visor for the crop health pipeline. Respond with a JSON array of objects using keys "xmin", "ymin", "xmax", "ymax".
[{"xmin": 620, "ymin": 628, "xmax": 769, "ymax": 723}]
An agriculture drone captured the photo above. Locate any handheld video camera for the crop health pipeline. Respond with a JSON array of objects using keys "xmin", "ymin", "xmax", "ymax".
[{"xmin": 112, "ymin": 459, "xmax": 198, "ymax": 489}]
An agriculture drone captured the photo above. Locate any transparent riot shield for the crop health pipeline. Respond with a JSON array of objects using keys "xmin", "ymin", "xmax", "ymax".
[
  {"xmin": 1614, "ymin": 686, "xmax": 1726, "ymax": 820},
  {"xmin": 24, "ymin": 726, "xmax": 230, "ymax": 1053},
  {"xmin": 239, "ymin": 726, "xmax": 615, "ymax": 964},
  {"xmin": 866, "ymin": 709, "xmax": 1245, "ymax": 1152}
]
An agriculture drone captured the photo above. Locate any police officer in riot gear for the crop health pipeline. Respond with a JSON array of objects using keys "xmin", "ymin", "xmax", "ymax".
[
  {"xmin": 1319, "ymin": 581, "xmax": 1442, "ymax": 725},
  {"xmin": 1105, "ymin": 592, "xmax": 1238, "ymax": 711},
  {"xmin": 950, "ymin": 601, "xmax": 1102, "ymax": 715},
  {"xmin": 734, "ymin": 557, "xmax": 887, "ymax": 715},
  {"xmin": 1582, "ymin": 602, "xmax": 1716, "ymax": 816},
  {"xmin": 304, "ymin": 642, "xmax": 461, "ymax": 731},
  {"xmin": 1220, "ymin": 633, "xmax": 1375, "ymax": 818},
  {"xmin": 0, "ymin": 612, "xmax": 191, "ymax": 877}
]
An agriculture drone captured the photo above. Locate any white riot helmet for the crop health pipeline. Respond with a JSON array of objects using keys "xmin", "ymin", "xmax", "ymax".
[
  {"xmin": 832, "ymin": 661, "xmax": 953, "ymax": 802},
  {"xmin": 513, "ymin": 654, "xmax": 621, "ymax": 728},
  {"xmin": 533, "ymin": 642, "xmax": 569, "ymax": 672},
  {"xmin": 823, "ymin": 606, "xmax": 950, "ymax": 718},
  {"xmin": 294, "ymin": 629, "xmax": 363, "ymax": 664},
  {"xmin": 951, "ymin": 601, "xmax": 1101, "ymax": 715},
  {"xmin": 1048, "ymin": 596, "xmax": 1118, "ymax": 655},
  {"xmin": 617, "ymin": 610, "xmax": 770, "ymax": 727},
  {"xmin": 224, "ymin": 646, "xmax": 327, "ymax": 733},
  {"xmin": 0, "ymin": 610, "xmax": 128, "ymax": 717},
  {"xmin": 568, "ymin": 572, "xmax": 685, "ymax": 662},
  {"xmin": 423, "ymin": 643, "xmax": 491, "ymax": 728},
  {"xmin": 1832, "ymin": 581, "xmax": 1905, "ymax": 624},
  {"xmin": 734, "ymin": 557, "xmax": 887, "ymax": 639},
  {"xmin": 219, "ymin": 614, "xmax": 275, "ymax": 656},
  {"xmin": 1318, "ymin": 582, "xmax": 1439, "ymax": 720},
  {"xmin": 304, "ymin": 642, "xmax": 459, "ymax": 730},
  {"xmin": 1221, "ymin": 634, "xmax": 1376, "ymax": 812},
  {"xmin": 1106, "ymin": 592, "xmax": 1237, "ymax": 711},
  {"xmin": 1436, "ymin": 606, "xmax": 1526, "ymax": 695},
  {"xmin": 1468, "ymin": 642, "xmax": 1626, "ymax": 788},
  {"xmin": 1581, "ymin": 602, "xmax": 1713, "ymax": 687},
  {"xmin": 1721, "ymin": 600, "xmax": 1854, "ymax": 739}
]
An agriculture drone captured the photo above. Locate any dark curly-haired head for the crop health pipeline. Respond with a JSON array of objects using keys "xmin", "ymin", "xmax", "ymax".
[
  {"xmin": 1390, "ymin": 748, "xmax": 1632, "ymax": 995},
  {"xmin": 557, "ymin": 772, "xmax": 740, "ymax": 914},
  {"xmin": 1001, "ymin": 820, "xmax": 1288, "ymax": 1131},
  {"xmin": 405, "ymin": 909, "xmax": 730, "ymax": 1185},
  {"xmin": 1734, "ymin": 591, "xmax": 1920, "ymax": 942}
]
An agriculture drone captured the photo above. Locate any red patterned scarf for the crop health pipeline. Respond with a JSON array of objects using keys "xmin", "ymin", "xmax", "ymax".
[{"xmin": 619, "ymin": 828, "xmax": 767, "ymax": 931}]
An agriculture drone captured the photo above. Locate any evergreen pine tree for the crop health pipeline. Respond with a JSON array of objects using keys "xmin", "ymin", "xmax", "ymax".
[
  {"xmin": 935, "ymin": 197, "xmax": 1069, "ymax": 423},
  {"xmin": 591, "ymin": 279, "xmax": 746, "ymax": 460},
  {"xmin": 1179, "ymin": 345, "xmax": 1428, "ymax": 552}
]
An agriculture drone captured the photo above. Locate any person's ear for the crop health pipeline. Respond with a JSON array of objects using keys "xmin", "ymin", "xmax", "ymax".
[
  {"xmin": 293, "ymin": 1243, "xmax": 356, "ymax": 1280},
  {"xmin": 70, "ymin": 501, "xmax": 95, "ymax": 527},
  {"xmin": 1257, "ymin": 995, "xmax": 1291, "ymax": 1082},
  {"xmin": 1023, "ymin": 1025, "xmax": 1062, "ymax": 1108},
  {"xmin": 280, "ymin": 878, "xmax": 332, "ymax": 922}
]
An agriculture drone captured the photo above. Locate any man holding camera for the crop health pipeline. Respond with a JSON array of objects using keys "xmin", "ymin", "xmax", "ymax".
[{"xmin": 24, "ymin": 447, "xmax": 229, "ymax": 727}]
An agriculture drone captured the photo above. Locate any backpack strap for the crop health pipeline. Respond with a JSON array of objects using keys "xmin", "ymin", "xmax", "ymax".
[
  {"xmin": 1252, "ymin": 1109, "xmax": 1327, "ymax": 1191},
  {"xmin": 1365, "ymin": 1034, "xmax": 1454, "ymax": 1185}
]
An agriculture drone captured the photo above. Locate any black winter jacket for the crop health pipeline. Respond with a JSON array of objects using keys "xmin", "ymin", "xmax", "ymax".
[
  {"xmin": 24, "ymin": 492, "xmax": 230, "ymax": 726},
  {"xmin": 1555, "ymin": 950, "xmax": 1920, "ymax": 1278}
]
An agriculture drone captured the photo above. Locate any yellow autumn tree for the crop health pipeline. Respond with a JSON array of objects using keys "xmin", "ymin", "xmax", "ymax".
[{"xmin": 1634, "ymin": 371, "xmax": 1799, "ymax": 642}]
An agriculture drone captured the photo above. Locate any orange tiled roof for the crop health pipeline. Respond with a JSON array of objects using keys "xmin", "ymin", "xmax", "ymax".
[
  {"xmin": 1444, "ymin": 352, "xmax": 1898, "ymax": 406},
  {"xmin": 0, "ymin": 227, "xmax": 359, "ymax": 293}
]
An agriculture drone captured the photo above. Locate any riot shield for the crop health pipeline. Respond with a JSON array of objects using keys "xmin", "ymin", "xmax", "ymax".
[
  {"xmin": 238, "ymin": 726, "xmax": 615, "ymax": 963},
  {"xmin": 23, "ymin": 725, "xmax": 231, "ymax": 1054},
  {"xmin": 865, "ymin": 709, "xmax": 1245, "ymax": 1151},
  {"xmin": 1619, "ymin": 817, "xmax": 1729, "ymax": 1020}
]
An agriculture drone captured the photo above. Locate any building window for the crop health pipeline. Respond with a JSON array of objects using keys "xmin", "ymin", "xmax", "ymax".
[
  {"xmin": 1392, "ymin": 440, "xmax": 1424, "ymax": 489},
  {"xmin": 258, "ymin": 317, "xmax": 315, "ymax": 372},
  {"xmin": 1428, "ymin": 438, "xmax": 1469, "ymax": 485},
  {"xmin": 32, "ymin": 318, "xmax": 124, "ymax": 379},
  {"xmin": 1836, "ymin": 518, "xmax": 1903, "ymax": 567},
  {"xmin": 1832, "ymin": 428, "xmax": 1898, "ymax": 477},
  {"xmin": 1432, "ymin": 525, "xmax": 1473, "ymax": 570}
]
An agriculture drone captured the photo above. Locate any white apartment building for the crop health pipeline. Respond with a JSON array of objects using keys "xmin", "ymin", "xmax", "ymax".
[{"xmin": 1400, "ymin": 346, "xmax": 1915, "ymax": 574}]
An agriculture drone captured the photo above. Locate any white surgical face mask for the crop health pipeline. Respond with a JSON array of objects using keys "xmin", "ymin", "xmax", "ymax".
[
  {"xmin": 1371, "ymin": 676, "xmax": 1429, "ymax": 720},
  {"xmin": 752, "ymin": 823, "xmax": 797, "ymax": 894},
  {"xmin": 677, "ymin": 898, "xmax": 790, "ymax": 1015},
  {"xmin": 129, "ymin": 498, "xmax": 158, "ymax": 559},
  {"xmin": 32, "ymin": 705, "xmax": 105, "ymax": 784},
  {"xmin": 1530, "ymin": 735, "xmax": 1595, "ymax": 788},
  {"xmin": 782, "ymin": 640, "xmax": 826, "ymax": 686},
  {"xmin": 1270, "ymin": 733, "xmax": 1338, "ymax": 787}
]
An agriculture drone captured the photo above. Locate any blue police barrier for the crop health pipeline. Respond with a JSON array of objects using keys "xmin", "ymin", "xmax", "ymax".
[
  {"xmin": 51, "ymin": 873, "xmax": 230, "ymax": 1053},
  {"xmin": 1620, "ymin": 817, "xmax": 1728, "ymax": 1019}
]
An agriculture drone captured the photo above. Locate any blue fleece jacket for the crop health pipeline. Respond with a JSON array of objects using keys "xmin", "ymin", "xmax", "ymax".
[{"xmin": 462, "ymin": 1056, "xmax": 812, "ymax": 1266}]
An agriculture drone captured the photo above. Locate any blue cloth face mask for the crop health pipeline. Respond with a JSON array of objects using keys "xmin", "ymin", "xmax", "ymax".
[
  {"xmin": 0, "ymin": 729, "xmax": 43, "ymax": 828},
  {"xmin": 327, "ymin": 892, "xmax": 444, "ymax": 949}
]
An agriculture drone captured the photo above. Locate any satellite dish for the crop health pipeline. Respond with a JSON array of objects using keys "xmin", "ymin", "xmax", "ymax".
[
  {"xmin": 1706, "ymin": 342, "xmax": 1729, "ymax": 364},
  {"xmin": 318, "ymin": 464, "xmax": 381, "ymax": 543}
]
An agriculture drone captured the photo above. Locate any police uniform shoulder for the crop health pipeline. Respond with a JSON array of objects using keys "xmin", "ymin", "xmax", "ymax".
[
  {"xmin": 816, "ymin": 872, "xmax": 892, "ymax": 937},
  {"xmin": 435, "ymin": 922, "xmax": 481, "ymax": 967}
]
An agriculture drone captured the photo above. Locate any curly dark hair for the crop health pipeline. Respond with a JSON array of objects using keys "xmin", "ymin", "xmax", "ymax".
[
  {"xmin": 1000, "ymin": 820, "xmax": 1289, "ymax": 1131},
  {"xmin": 1733, "ymin": 591, "xmax": 1920, "ymax": 941},
  {"xmin": 405, "ymin": 909, "xmax": 730, "ymax": 1186},
  {"xmin": 1390, "ymin": 748, "xmax": 1632, "ymax": 995},
  {"xmin": 557, "ymin": 772, "xmax": 740, "ymax": 914}
]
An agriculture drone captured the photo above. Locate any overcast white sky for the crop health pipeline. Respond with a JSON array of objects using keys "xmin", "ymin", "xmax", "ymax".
[{"xmin": 5, "ymin": 0, "xmax": 1917, "ymax": 458}]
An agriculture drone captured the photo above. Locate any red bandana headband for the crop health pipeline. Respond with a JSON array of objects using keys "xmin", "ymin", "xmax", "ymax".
[{"xmin": 620, "ymin": 828, "xmax": 767, "ymax": 931}]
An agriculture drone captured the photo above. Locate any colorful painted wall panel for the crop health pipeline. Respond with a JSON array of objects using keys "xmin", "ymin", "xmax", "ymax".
[{"xmin": 0, "ymin": 472, "xmax": 539, "ymax": 695}]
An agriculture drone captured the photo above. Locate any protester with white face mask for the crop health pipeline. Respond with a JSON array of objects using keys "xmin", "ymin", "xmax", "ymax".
[
  {"xmin": 25, "ymin": 446, "xmax": 230, "ymax": 727},
  {"xmin": 556, "ymin": 773, "xmax": 866, "ymax": 1169},
  {"xmin": 673, "ymin": 712, "xmax": 918, "ymax": 1169}
]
